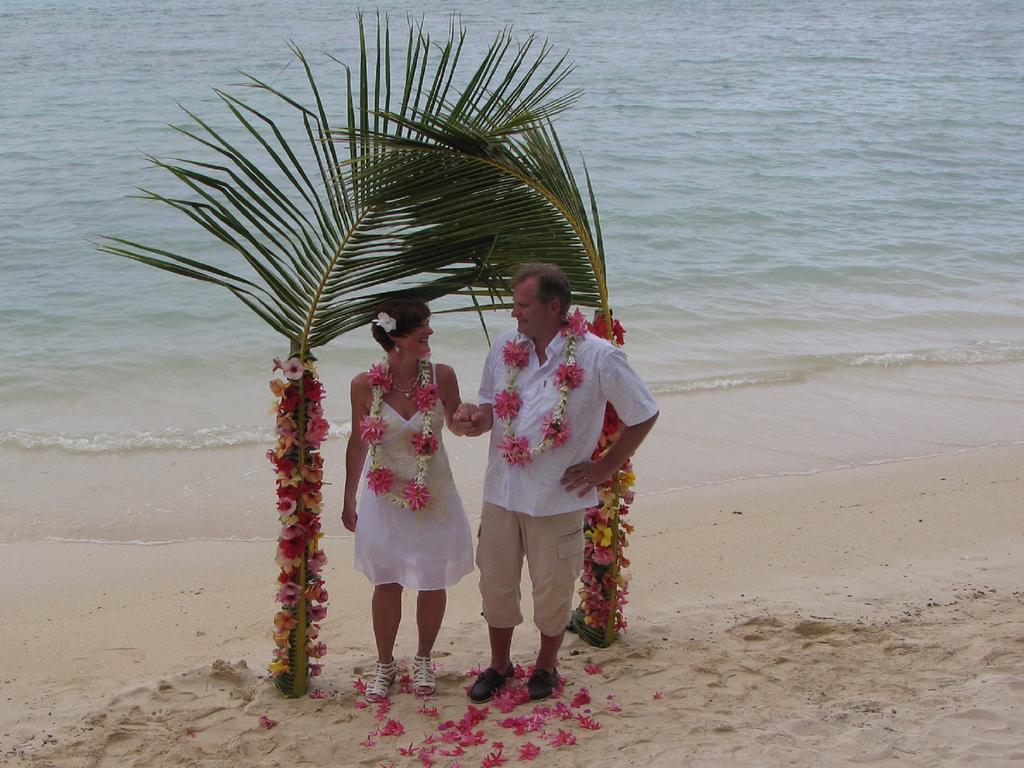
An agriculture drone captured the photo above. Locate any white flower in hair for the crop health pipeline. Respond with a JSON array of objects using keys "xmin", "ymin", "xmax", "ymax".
[{"xmin": 373, "ymin": 312, "xmax": 397, "ymax": 333}]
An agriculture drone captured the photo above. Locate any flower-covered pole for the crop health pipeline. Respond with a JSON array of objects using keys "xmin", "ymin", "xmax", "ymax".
[
  {"xmin": 267, "ymin": 353, "xmax": 330, "ymax": 697},
  {"xmin": 572, "ymin": 313, "xmax": 634, "ymax": 648}
]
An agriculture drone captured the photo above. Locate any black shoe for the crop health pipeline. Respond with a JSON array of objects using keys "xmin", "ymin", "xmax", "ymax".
[
  {"xmin": 469, "ymin": 664, "xmax": 515, "ymax": 703},
  {"xmin": 527, "ymin": 668, "xmax": 560, "ymax": 701}
]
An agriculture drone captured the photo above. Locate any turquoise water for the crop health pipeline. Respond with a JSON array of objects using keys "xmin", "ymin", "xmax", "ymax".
[{"xmin": 2, "ymin": 0, "xmax": 1023, "ymax": 459}]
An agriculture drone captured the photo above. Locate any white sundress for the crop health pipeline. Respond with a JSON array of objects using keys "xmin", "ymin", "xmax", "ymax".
[{"xmin": 353, "ymin": 367, "xmax": 474, "ymax": 590}]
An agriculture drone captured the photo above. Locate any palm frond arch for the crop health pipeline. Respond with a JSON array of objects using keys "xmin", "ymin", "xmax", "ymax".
[{"xmin": 101, "ymin": 13, "xmax": 622, "ymax": 695}]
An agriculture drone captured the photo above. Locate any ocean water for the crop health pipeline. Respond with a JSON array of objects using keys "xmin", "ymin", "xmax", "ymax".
[{"xmin": 2, "ymin": 0, "xmax": 1022, "ymax": 541}]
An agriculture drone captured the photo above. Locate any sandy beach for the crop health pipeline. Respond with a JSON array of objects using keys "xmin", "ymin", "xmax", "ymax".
[
  {"xmin": 4, "ymin": 1, "xmax": 1024, "ymax": 765},
  {"xmin": 3, "ymin": 441, "xmax": 1022, "ymax": 767}
]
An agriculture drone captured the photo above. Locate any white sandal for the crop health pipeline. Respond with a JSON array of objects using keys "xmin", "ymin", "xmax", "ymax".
[
  {"xmin": 364, "ymin": 659, "xmax": 397, "ymax": 702},
  {"xmin": 412, "ymin": 655, "xmax": 436, "ymax": 696}
]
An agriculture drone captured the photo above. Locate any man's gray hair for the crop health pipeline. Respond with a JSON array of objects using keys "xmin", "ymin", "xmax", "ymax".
[{"xmin": 511, "ymin": 263, "xmax": 572, "ymax": 316}]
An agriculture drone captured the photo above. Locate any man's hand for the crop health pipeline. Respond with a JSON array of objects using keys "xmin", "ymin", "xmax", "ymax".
[
  {"xmin": 561, "ymin": 413, "xmax": 658, "ymax": 497},
  {"xmin": 560, "ymin": 459, "xmax": 614, "ymax": 497}
]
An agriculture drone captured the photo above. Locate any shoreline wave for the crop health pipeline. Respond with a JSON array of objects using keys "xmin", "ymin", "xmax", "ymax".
[
  {"xmin": 643, "ymin": 340, "xmax": 1024, "ymax": 395},
  {"xmin": 0, "ymin": 422, "xmax": 352, "ymax": 453},
  {"xmin": 3, "ymin": 340, "xmax": 1022, "ymax": 453}
]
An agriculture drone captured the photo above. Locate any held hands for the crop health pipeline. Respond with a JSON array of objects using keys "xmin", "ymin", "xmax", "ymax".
[
  {"xmin": 560, "ymin": 458, "xmax": 614, "ymax": 497},
  {"xmin": 454, "ymin": 402, "xmax": 491, "ymax": 437}
]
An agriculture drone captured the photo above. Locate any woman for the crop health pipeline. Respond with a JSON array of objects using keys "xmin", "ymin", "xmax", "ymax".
[{"xmin": 342, "ymin": 298, "xmax": 473, "ymax": 701}]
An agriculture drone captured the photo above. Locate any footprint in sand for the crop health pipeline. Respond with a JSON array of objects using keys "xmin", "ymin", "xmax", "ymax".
[{"xmin": 792, "ymin": 620, "xmax": 834, "ymax": 639}]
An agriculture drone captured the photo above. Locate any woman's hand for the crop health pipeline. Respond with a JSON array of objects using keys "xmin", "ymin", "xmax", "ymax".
[{"xmin": 342, "ymin": 501, "xmax": 358, "ymax": 532}]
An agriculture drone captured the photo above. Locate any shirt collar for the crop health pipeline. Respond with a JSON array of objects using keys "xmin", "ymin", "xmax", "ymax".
[{"xmin": 518, "ymin": 329, "xmax": 567, "ymax": 364}]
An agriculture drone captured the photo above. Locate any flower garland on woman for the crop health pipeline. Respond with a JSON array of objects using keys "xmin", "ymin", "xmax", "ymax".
[
  {"xmin": 341, "ymin": 299, "xmax": 475, "ymax": 703},
  {"xmin": 361, "ymin": 356, "xmax": 438, "ymax": 510}
]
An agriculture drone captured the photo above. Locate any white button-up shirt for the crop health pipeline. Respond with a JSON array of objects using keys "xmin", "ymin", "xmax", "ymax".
[{"xmin": 478, "ymin": 327, "xmax": 659, "ymax": 517}]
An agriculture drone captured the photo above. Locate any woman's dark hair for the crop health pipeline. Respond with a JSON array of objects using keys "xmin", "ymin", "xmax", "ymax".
[{"xmin": 370, "ymin": 298, "xmax": 431, "ymax": 351}]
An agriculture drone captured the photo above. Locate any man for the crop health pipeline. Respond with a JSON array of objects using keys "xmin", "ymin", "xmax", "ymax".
[{"xmin": 455, "ymin": 263, "xmax": 658, "ymax": 701}]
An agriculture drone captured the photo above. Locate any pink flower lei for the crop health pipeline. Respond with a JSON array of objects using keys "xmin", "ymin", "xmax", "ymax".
[
  {"xmin": 360, "ymin": 358, "xmax": 438, "ymax": 511},
  {"xmin": 496, "ymin": 309, "xmax": 588, "ymax": 466}
]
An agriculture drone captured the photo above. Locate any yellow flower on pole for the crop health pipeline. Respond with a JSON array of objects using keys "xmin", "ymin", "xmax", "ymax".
[{"xmin": 267, "ymin": 659, "xmax": 290, "ymax": 675}]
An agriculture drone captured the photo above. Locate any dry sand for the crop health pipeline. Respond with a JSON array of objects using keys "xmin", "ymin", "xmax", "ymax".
[{"xmin": 2, "ymin": 444, "xmax": 1022, "ymax": 767}]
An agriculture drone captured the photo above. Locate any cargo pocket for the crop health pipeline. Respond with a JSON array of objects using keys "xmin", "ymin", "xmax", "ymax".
[{"xmin": 556, "ymin": 526, "xmax": 583, "ymax": 559}]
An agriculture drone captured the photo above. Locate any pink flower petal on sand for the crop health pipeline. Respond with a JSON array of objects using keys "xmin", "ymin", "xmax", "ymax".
[
  {"xmin": 571, "ymin": 687, "xmax": 591, "ymax": 708},
  {"xmin": 481, "ymin": 749, "xmax": 507, "ymax": 767},
  {"xmin": 398, "ymin": 672, "xmax": 414, "ymax": 695},
  {"xmin": 354, "ymin": 700, "xmax": 368, "ymax": 709},
  {"xmin": 577, "ymin": 714, "xmax": 602, "ymax": 730},
  {"xmin": 491, "ymin": 684, "xmax": 530, "ymax": 713},
  {"xmin": 547, "ymin": 728, "xmax": 577, "ymax": 747},
  {"xmin": 518, "ymin": 742, "xmax": 541, "ymax": 760},
  {"xmin": 359, "ymin": 736, "xmax": 376, "ymax": 748},
  {"xmin": 460, "ymin": 704, "xmax": 490, "ymax": 729},
  {"xmin": 258, "ymin": 714, "xmax": 278, "ymax": 729},
  {"xmin": 309, "ymin": 689, "xmax": 328, "ymax": 700},
  {"xmin": 398, "ymin": 743, "xmax": 418, "ymax": 756},
  {"xmin": 606, "ymin": 702, "xmax": 622, "ymax": 713},
  {"xmin": 379, "ymin": 718, "xmax": 405, "ymax": 737},
  {"xmin": 653, "ymin": 691, "xmax": 664, "ymax": 700},
  {"xmin": 583, "ymin": 663, "xmax": 603, "ymax": 675},
  {"xmin": 552, "ymin": 702, "xmax": 574, "ymax": 721}
]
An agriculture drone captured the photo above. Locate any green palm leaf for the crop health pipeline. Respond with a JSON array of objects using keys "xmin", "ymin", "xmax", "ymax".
[{"xmin": 100, "ymin": 14, "xmax": 604, "ymax": 358}]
